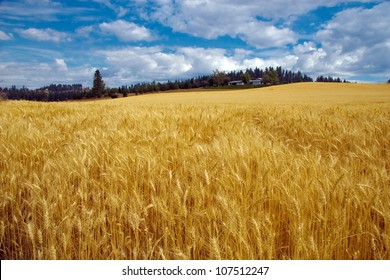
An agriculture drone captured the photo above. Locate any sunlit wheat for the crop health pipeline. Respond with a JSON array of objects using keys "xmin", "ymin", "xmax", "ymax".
[{"xmin": 0, "ymin": 83, "xmax": 389, "ymax": 259}]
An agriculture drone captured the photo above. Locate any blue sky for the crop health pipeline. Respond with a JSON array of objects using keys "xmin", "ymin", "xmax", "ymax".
[{"xmin": 0, "ymin": 0, "xmax": 389, "ymax": 88}]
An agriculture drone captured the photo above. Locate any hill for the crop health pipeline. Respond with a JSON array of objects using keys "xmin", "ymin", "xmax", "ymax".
[
  {"xmin": 106, "ymin": 82, "xmax": 390, "ymax": 105},
  {"xmin": 0, "ymin": 82, "xmax": 389, "ymax": 260}
]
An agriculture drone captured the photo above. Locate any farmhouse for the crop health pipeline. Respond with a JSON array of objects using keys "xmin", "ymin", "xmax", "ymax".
[
  {"xmin": 228, "ymin": 78, "xmax": 264, "ymax": 86},
  {"xmin": 228, "ymin": 80, "xmax": 245, "ymax": 86},
  {"xmin": 249, "ymin": 78, "xmax": 263, "ymax": 85}
]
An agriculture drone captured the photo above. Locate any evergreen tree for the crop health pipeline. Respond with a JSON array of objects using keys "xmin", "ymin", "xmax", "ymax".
[{"xmin": 92, "ymin": 70, "xmax": 104, "ymax": 98}]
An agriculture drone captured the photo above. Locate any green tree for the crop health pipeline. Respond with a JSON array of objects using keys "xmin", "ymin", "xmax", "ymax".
[
  {"xmin": 213, "ymin": 69, "xmax": 226, "ymax": 86},
  {"xmin": 92, "ymin": 69, "xmax": 104, "ymax": 98},
  {"xmin": 262, "ymin": 69, "xmax": 280, "ymax": 85},
  {"xmin": 241, "ymin": 72, "xmax": 251, "ymax": 84}
]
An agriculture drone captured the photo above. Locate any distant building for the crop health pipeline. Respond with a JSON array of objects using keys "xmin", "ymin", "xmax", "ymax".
[
  {"xmin": 249, "ymin": 78, "xmax": 263, "ymax": 85},
  {"xmin": 228, "ymin": 78, "xmax": 264, "ymax": 86},
  {"xmin": 228, "ymin": 80, "xmax": 245, "ymax": 86}
]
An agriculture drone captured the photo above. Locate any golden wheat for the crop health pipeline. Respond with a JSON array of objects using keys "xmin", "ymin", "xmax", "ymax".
[{"xmin": 0, "ymin": 83, "xmax": 389, "ymax": 259}]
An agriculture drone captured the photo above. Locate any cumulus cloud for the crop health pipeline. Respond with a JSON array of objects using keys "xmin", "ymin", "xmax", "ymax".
[
  {"xmin": 316, "ymin": 2, "xmax": 390, "ymax": 51},
  {"xmin": 292, "ymin": 42, "xmax": 329, "ymax": 74},
  {"xmin": 95, "ymin": 1, "xmax": 388, "ymax": 85},
  {"xmin": 148, "ymin": 0, "xmax": 297, "ymax": 48},
  {"xmin": 96, "ymin": 46, "xmax": 297, "ymax": 86},
  {"xmin": 1, "ymin": 0, "xmax": 388, "ymax": 87},
  {"xmin": 99, "ymin": 20, "xmax": 155, "ymax": 42},
  {"xmin": 16, "ymin": 28, "xmax": 71, "ymax": 43},
  {"xmin": 145, "ymin": 0, "xmax": 379, "ymax": 49},
  {"xmin": 237, "ymin": 23, "xmax": 296, "ymax": 49},
  {"xmin": 55, "ymin": 58, "xmax": 67, "ymax": 71},
  {"xmin": 97, "ymin": 46, "xmax": 191, "ymax": 84},
  {"xmin": 292, "ymin": 2, "xmax": 390, "ymax": 78}
]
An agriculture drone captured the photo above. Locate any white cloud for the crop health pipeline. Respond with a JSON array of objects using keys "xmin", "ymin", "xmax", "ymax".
[
  {"xmin": 97, "ymin": 46, "xmax": 191, "ymax": 84},
  {"xmin": 292, "ymin": 2, "xmax": 390, "ymax": 78},
  {"xmin": 146, "ymin": 0, "xmax": 379, "ymax": 49},
  {"xmin": 237, "ymin": 22, "xmax": 296, "ymax": 49},
  {"xmin": 96, "ymin": 46, "xmax": 297, "ymax": 86},
  {"xmin": 94, "ymin": 2, "xmax": 390, "ymax": 85},
  {"xmin": 292, "ymin": 42, "xmax": 329, "ymax": 74},
  {"xmin": 16, "ymin": 28, "xmax": 71, "ymax": 43},
  {"xmin": 99, "ymin": 20, "xmax": 155, "ymax": 42},
  {"xmin": 316, "ymin": 2, "xmax": 390, "ymax": 52},
  {"xmin": 55, "ymin": 58, "xmax": 67, "ymax": 71},
  {"xmin": 1, "ymin": 0, "xmax": 388, "ymax": 88},
  {"xmin": 217, "ymin": 0, "xmax": 379, "ymax": 20},
  {"xmin": 76, "ymin": 25, "xmax": 94, "ymax": 37},
  {"xmin": 117, "ymin": 7, "xmax": 128, "ymax": 17},
  {"xmin": 0, "ymin": 59, "xmax": 96, "ymax": 89},
  {"xmin": 148, "ymin": 0, "xmax": 297, "ymax": 48},
  {"xmin": 0, "ymin": 30, "xmax": 13, "ymax": 40}
]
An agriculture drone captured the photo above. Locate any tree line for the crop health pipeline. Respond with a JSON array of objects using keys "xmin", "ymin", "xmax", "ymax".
[
  {"xmin": 1, "ymin": 67, "xmax": 359, "ymax": 102},
  {"xmin": 315, "ymin": 76, "xmax": 350, "ymax": 83},
  {"xmin": 225, "ymin": 66, "xmax": 313, "ymax": 85},
  {"xmin": 1, "ymin": 84, "xmax": 88, "ymax": 101},
  {"xmin": 122, "ymin": 66, "xmax": 313, "ymax": 95}
]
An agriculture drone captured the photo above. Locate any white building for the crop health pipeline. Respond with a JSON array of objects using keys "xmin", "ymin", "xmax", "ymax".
[
  {"xmin": 228, "ymin": 80, "xmax": 245, "ymax": 86},
  {"xmin": 249, "ymin": 78, "xmax": 263, "ymax": 85},
  {"xmin": 228, "ymin": 78, "xmax": 264, "ymax": 85}
]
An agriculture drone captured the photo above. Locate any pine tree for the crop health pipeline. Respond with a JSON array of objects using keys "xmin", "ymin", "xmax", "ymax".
[{"xmin": 92, "ymin": 70, "xmax": 104, "ymax": 98}]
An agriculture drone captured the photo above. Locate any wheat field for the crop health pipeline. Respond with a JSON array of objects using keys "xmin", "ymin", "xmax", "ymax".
[{"xmin": 0, "ymin": 83, "xmax": 389, "ymax": 259}]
